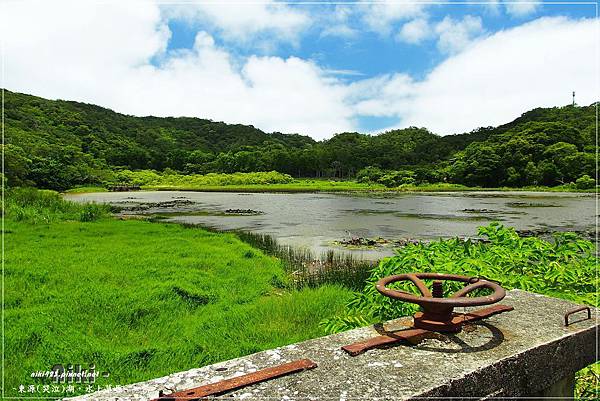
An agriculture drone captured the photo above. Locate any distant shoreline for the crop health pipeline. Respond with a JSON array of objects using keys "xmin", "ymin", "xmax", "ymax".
[{"xmin": 65, "ymin": 183, "xmax": 596, "ymax": 195}]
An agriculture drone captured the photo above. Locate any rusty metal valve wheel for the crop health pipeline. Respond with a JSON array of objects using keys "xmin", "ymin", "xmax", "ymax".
[{"xmin": 375, "ymin": 273, "xmax": 506, "ymax": 332}]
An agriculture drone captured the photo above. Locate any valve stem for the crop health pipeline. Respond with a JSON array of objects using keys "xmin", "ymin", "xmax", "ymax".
[{"xmin": 432, "ymin": 280, "xmax": 444, "ymax": 298}]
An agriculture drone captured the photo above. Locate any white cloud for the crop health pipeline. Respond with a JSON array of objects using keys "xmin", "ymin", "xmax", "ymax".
[
  {"xmin": 1, "ymin": 1, "xmax": 351, "ymax": 140},
  {"xmin": 318, "ymin": 2, "xmax": 428, "ymax": 39},
  {"xmin": 397, "ymin": 17, "xmax": 598, "ymax": 134},
  {"xmin": 396, "ymin": 15, "xmax": 485, "ymax": 51},
  {"xmin": 360, "ymin": 1, "xmax": 427, "ymax": 35},
  {"xmin": 504, "ymin": 0, "xmax": 541, "ymax": 17},
  {"xmin": 162, "ymin": 1, "xmax": 310, "ymax": 47},
  {"xmin": 2, "ymin": 1, "xmax": 597, "ymax": 140},
  {"xmin": 319, "ymin": 5, "xmax": 358, "ymax": 39},
  {"xmin": 396, "ymin": 18, "xmax": 432, "ymax": 44},
  {"xmin": 434, "ymin": 15, "xmax": 484, "ymax": 54},
  {"xmin": 348, "ymin": 74, "xmax": 416, "ymax": 117},
  {"xmin": 1, "ymin": 0, "xmax": 170, "ymax": 102}
]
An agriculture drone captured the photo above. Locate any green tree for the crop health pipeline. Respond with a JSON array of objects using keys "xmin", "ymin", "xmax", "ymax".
[{"xmin": 3, "ymin": 144, "xmax": 32, "ymax": 186}]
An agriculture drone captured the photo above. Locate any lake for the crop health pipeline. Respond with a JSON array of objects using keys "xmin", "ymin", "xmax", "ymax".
[{"xmin": 66, "ymin": 191, "xmax": 596, "ymax": 260}]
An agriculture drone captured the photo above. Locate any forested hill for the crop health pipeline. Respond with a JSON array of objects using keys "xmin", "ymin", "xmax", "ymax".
[{"xmin": 3, "ymin": 89, "xmax": 597, "ymax": 190}]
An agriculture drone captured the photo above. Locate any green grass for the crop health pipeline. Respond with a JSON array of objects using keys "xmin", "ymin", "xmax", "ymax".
[
  {"xmin": 145, "ymin": 179, "xmax": 382, "ymax": 192},
  {"xmin": 65, "ymin": 172, "xmax": 596, "ymax": 194},
  {"xmin": 64, "ymin": 186, "xmax": 108, "ymax": 194},
  {"xmin": 144, "ymin": 180, "xmax": 595, "ymax": 194},
  {"xmin": 3, "ymin": 189, "xmax": 352, "ymax": 397}
]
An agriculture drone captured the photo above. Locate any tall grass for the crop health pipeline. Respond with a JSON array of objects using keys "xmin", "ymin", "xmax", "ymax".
[
  {"xmin": 235, "ymin": 231, "xmax": 376, "ymax": 291},
  {"xmin": 4, "ymin": 188, "xmax": 352, "ymax": 397},
  {"xmin": 5, "ymin": 187, "xmax": 111, "ymax": 223}
]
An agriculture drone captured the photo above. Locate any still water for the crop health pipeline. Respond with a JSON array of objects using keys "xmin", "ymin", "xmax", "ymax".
[{"xmin": 66, "ymin": 191, "xmax": 596, "ymax": 260}]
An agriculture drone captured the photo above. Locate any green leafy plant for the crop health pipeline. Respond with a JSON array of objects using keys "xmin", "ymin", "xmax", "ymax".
[
  {"xmin": 320, "ymin": 222, "xmax": 598, "ymax": 398},
  {"xmin": 321, "ymin": 222, "xmax": 597, "ymax": 332}
]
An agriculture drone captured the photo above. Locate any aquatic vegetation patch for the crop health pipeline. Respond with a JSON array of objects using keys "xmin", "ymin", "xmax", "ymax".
[
  {"xmin": 351, "ymin": 209, "xmax": 496, "ymax": 222},
  {"xmin": 334, "ymin": 236, "xmax": 425, "ymax": 249},
  {"xmin": 235, "ymin": 231, "xmax": 376, "ymax": 291},
  {"xmin": 506, "ymin": 201, "xmax": 561, "ymax": 208}
]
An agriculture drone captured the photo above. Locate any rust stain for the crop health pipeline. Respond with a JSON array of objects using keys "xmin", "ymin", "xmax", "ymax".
[
  {"xmin": 341, "ymin": 328, "xmax": 431, "ymax": 356},
  {"xmin": 152, "ymin": 359, "xmax": 317, "ymax": 401},
  {"xmin": 342, "ymin": 304, "xmax": 514, "ymax": 356}
]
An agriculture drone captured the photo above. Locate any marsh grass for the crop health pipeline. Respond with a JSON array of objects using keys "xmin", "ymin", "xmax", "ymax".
[
  {"xmin": 4, "ymin": 189, "xmax": 352, "ymax": 397},
  {"xmin": 5, "ymin": 187, "xmax": 112, "ymax": 223},
  {"xmin": 234, "ymin": 231, "xmax": 375, "ymax": 291}
]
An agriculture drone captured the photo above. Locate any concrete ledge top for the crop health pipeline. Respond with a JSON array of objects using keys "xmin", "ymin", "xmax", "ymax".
[{"xmin": 67, "ymin": 290, "xmax": 598, "ymax": 401}]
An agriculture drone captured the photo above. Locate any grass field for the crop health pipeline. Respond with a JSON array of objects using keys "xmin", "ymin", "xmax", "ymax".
[
  {"xmin": 64, "ymin": 186, "xmax": 108, "ymax": 193},
  {"xmin": 4, "ymin": 189, "xmax": 352, "ymax": 397}
]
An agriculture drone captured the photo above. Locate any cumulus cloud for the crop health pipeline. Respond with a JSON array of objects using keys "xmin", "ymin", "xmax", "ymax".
[
  {"xmin": 360, "ymin": 1, "xmax": 427, "ymax": 35},
  {"xmin": 397, "ymin": 17, "xmax": 598, "ymax": 134},
  {"xmin": 504, "ymin": 0, "xmax": 541, "ymax": 17},
  {"xmin": 164, "ymin": 1, "xmax": 310, "ymax": 47},
  {"xmin": 1, "ymin": 0, "xmax": 170, "ymax": 103},
  {"xmin": 348, "ymin": 74, "xmax": 416, "ymax": 117},
  {"xmin": 434, "ymin": 15, "xmax": 485, "ymax": 54},
  {"xmin": 396, "ymin": 18, "xmax": 432, "ymax": 44},
  {"xmin": 322, "ymin": 1, "xmax": 428, "ymax": 38},
  {"xmin": 1, "ymin": 1, "xmax": 597, "ymax": 139},
  {"xmin": 1, "ymin": 0, "xmax": 352, "ymax": 139},
  {"xmin": 396, "ymin": 15, "xmax": 485, "ymax": 55},
  {"xmin": 319, "ymin": 5, "xmax": 359, "ymax": 39}
]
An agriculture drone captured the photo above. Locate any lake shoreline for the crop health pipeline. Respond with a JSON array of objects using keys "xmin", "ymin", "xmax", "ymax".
[{"xmin": 66, "ymin": 184, "xmax": 596, "ymax": 195}]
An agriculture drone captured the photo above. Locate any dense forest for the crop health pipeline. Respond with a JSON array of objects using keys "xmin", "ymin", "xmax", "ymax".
[{"xmin": 3, "ymin": 89, "xmax": 597, "ymax": 190}]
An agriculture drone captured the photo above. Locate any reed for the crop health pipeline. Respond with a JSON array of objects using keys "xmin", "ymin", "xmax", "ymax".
[{"xmin": 234, "ymin": 231, "xmax": 376, "ymax": 291}]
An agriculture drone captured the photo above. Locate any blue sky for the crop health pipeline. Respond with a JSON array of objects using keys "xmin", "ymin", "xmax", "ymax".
[
  {"xmin": 166, "ymin": 2, "xmax": 596, "ymax": 80},
  {"xmin": 2, "ymin": 1, "xmax": 598, "ymax": 139}
]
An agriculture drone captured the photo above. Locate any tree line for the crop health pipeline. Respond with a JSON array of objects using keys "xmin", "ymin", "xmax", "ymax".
[{"xmin": 3, "ymin": 89, "xmax": 597, "ymax": 190}]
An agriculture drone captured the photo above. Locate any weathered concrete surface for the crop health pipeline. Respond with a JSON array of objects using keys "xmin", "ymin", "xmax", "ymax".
[
  {"xmin": 529, "ymin": 374, "xmax": 575, "ymax": 400},
  {"xmin": 66, "ymin": 290, "xmax": 598, "ymax": 401}
]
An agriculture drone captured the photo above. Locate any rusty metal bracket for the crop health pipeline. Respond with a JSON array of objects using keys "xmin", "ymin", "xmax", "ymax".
[
  {"xmin": 152, "ymin": 359, "xmax": 317, "ymax": 401},
  {"xmin": 341, "ymin": 304, "xmax": 514, "ymax": 356},
  {"xmin": 564, "ymin": 306, "xmax": 591, "ymax": 326},
  {"xmin": 342, "ymin": 328, "xmax": 430, "ymax": 356}
]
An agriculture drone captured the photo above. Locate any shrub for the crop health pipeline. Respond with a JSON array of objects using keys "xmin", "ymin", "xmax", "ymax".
[
  {"xmin": 141, "ymin": 170, "xmax": 294, "ymax": 187},
  {"xmin": 356, "ymin": 166, "xmax": 384, "ymax": 183},
  {"xmin": 321, "ymin": 222, "xmax": 597, "ymax": 333},
  {"xmin": 377, "ymin": 170, "xmax": 416, "ymax": 188},
  {"xmin": 575, "ymin": 174, "xmax": 595, "ymax": 190},
  {"xmin": 320, "ymin": 222, "xmax": 598, "ymax": 398}
]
